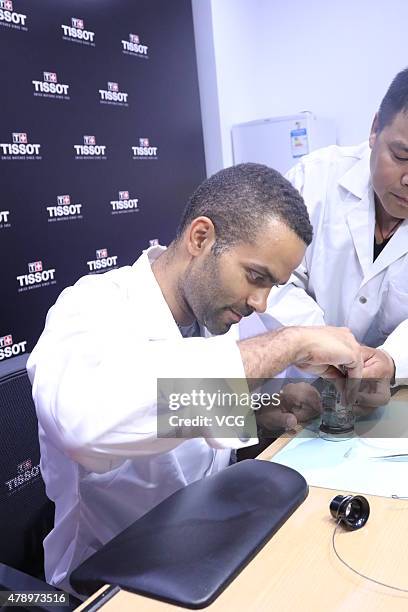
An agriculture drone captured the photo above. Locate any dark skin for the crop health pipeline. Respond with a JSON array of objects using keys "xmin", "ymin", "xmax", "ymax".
[{"xmin": 152, "ymin": 216, "xmax": 305, "ymax": 336}]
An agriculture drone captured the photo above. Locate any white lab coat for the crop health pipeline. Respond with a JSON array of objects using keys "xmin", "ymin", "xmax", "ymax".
[
  {"xmin": 264, "ymin": 142, "xmax": 408, "ymax": 379},
  {"xmin": 27, "ymin": 246, "xmax": 253, "ymax": 593}
]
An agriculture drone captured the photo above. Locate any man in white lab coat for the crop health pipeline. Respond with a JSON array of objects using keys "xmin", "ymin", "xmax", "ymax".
[
  {"xmin": 28, "ymin": 163, "xmax": 364, "ymax": 593},
  {"xmin": 264, "ymin": 68, "xmax": 408, "ymax": 384}
]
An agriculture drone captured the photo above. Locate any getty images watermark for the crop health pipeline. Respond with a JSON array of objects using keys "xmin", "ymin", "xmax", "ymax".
[{"xmin": 157, "ymin": 378, "xmax": 282, "ymax": 439}]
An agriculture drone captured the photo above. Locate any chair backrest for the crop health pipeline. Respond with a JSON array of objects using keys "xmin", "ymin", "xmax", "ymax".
[{"xmin": 0, "ymin": 354, "xmax": 54, "ymax": 580}]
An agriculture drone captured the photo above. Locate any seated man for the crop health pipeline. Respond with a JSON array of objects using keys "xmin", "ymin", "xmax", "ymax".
[
  {"xmin": 264, "ymin": 67, "xmax": 408, "ymax": 385},
  {"xmin": 28, "ymin": 163, "xmax": 364, "ymax": 592}
]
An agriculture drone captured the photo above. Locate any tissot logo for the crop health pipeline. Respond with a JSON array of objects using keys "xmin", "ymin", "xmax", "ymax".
[
  {"xmin": 32, "ymin": 71, "xmax": 70, "ymax": 99},
  {"xmin": 16, "ymin": 260, "xmax": 56, "ymax": 292},
  {"xmin": 0, "ymin": 0, "xmax": 28, "ymax": 30},
  {"xmin": 132, "ymin": 137, "xmax": 158, "ymax": 160},
  {"xmin": 0, "ymin": 210, "xmax": 10, "ymax": 228},
  {"xmin": 4, "ymin": 458, "xmax": 41, "ymax": 494},
  {"xmin": 87, "ymin": 248, "xmax": 118, "ymax": 273},
  {"xmin": 74, "ymin": 135, "xmax": 107, "ymax": 159},
  {"xmin": 0, "ymin": 333, "xmax": 27, "ymax": 361},
  {"xmin": 0, "ymin": 334, "xmax": 12, "ymax": 347},
  {"xmin": 47, "ymin": 194, "xmax": 83, "ymax": 222},
  {"xmin": 13, "ymin": 132, "xmax": 25, "ymax": 142},
  {"xmin": 121, "ymin": 32, "xmax": 148, "ymax": 58},
  {"xmin": 110, "ymin": 190, "xmax": 139, "ymax": 214},
  {"xmin": 61, "ymin": 16, "xmax": 95, "ymax": 46},
  {"xmin": 99, "ymin": 81, "xmax": 129, "ymax": 106},
  {"xmin": 0, "ymin": 132, "xmax": 42, "ymax": 160}
]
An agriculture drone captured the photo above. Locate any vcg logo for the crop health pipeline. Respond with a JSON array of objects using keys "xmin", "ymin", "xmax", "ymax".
[
  {"xmin": 0, "ymin": 132, "xmax": 42, "ymax": 160},
  {"xmin": 47, "ymin": 194, "xmax": 83, "ymax": 222},
  {"xmin": 0, "ymin": 209, "xmax": 10, "ymax": 228},
  {"xmin": 99, "ymin": 81, "xmax": 129, "ymax": 106},
  {"xmin": 87, "ymin": 249, "xmax": 118, "ymax": 273},
  {"xmin": 16, "ymin": 260, "xmax": 56, "ymax": 292},
  {"xmin": 74, "ymin": 135, "xmax": 107, "ymax": 160},
  {"xmin": 0, "ymin": 0, "xmax": 28, "ymax": 30},
  {"xmin": 110, "ymin": 190, "xmax": 139, "ymax": 214},
  {"xmin": 0, "ymin": 334, "xmax": 27, "ymax": 361},
  {"xmin": 132, "ymin": 137, "xmax": 158, "ymax": 160},
  {"xmin": 32, "ymin": 71, "xmax": 70, "ymax": 100},
  {"xmin": 5, "ymin": 458, "xmax": 41, "ymax": 494},
  {"xmin": 121, "ymin": 33, "xmax": 148, "ymax": 58},
  {"xmin": 61, "ymin": 17, "xmax": 95, "ymax": 45}
]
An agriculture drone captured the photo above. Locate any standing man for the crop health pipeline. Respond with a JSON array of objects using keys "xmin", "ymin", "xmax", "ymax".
[
  {"xmin": 28, "ymin": 163, "xmax": 363, "ymax": 592},
  {"xmin": 263, "ymin": 68, "xmax": 408, "ymax": 384}
]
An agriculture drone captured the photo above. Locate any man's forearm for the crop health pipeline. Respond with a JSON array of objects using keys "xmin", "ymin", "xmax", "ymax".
[
  {"xmin": 237, "ymin": 324, "xmax": 364, "ymax": 382},
  {"xmin": 237, "ymin": 327, "xmax": 301, "ymax": 379}
]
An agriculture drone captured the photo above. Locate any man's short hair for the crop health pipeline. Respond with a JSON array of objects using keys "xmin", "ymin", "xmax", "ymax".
[
  {"xmin": 176, "ymin": 163, "xmax": 312, "ymax": 253},
  {"xmin": 377, "ymin": 67, "xmax": 408, "ymax": 131}
]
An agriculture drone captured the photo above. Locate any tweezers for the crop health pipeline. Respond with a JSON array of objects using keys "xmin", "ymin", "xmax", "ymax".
[{"xmin": 370, "ymin": 453, "xmax": 408, "ymax": 460}]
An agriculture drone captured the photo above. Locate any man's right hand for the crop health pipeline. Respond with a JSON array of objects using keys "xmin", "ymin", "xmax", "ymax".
[
  {"xmin": 289, "ymin": 326, "xmax": 363, "ymax": 377},
  {"xmin": 238, "ymin": 324, "xmax": 363, "ymax": 403},
  {"xmin": 288, "ymin": 326, "xmax": 363, "ymax": 404}
]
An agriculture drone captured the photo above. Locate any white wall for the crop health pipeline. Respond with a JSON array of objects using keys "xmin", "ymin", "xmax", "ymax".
[
  {"xmin": 193, "ymin": 0, "xmax": 408, "ymax": 173},
  {"xmin": 191, "ymin": 0, "xmax": 224, "ymax": 176}
]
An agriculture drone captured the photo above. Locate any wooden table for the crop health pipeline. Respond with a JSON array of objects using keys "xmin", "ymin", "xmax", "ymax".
[{"xmin": 76, "ymin": 389, "xmax": 408, "ymax": 612}]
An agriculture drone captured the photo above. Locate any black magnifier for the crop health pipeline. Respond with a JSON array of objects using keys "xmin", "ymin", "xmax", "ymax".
[{"xmin": 330, "ymin": 494, "xmax": 370, "ymax": 530}]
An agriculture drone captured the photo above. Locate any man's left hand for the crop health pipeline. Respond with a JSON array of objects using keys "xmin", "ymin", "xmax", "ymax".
[{"xmin": 255, "ymin": 382, "xmax": 322, "ymax": 434}]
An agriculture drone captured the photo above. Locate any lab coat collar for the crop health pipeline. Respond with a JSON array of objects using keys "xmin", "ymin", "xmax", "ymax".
[
  {"xmin": 337, "ymin": 142, "xmax": 370, "ymax": 200},
  {"xmin": 337, "ymin": 143, "xmax": 374, "ymax": 278},
  {"xmin": 130, "ymin": 245, "xmax": 183, "ymax": 341},
  {"xmin": 365, "ymin": 218, "xmax": 408, "ymax": 283},
  {"xmin": 344, "ymin": 188, "xmax": 375, "ymax": 280}
]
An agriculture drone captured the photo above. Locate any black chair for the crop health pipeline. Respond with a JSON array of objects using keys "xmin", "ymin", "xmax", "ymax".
[{"xmin": 0, "ymin": 354, "xmax": 80, "ymax": 611}]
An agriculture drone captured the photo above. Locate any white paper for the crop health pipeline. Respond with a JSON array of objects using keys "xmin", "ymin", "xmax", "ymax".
[{"xmin": 271, "ymin": 399, "xmax": 408, "ymax": 498}]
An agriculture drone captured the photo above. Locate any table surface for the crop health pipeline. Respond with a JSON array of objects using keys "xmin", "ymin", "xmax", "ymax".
[{"xmin": 76, "ymin": 389, "xmax": 408, "ymax": 612}]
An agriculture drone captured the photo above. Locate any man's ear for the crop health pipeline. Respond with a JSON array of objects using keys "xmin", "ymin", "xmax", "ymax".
[
  {"xmin": 186, "ymin": 216, "xmax": 215, "ymax": 256},
  {"xmin": 369, "ymin": 113, "xmax": 380, "ymax": 149}
]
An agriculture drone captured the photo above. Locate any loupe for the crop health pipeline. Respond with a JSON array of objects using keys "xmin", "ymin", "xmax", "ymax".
[{"xmin": 330, "ymin": 494, "xmax": 370, "ymax": 530}]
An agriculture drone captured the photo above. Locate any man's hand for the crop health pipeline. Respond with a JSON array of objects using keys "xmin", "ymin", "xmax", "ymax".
[
  {"xmin": 291, "ymin": 326, "xmax": 363, "ymax": 376},
  {"xmin": 361, "ymin": 346, "xmax": 395, "ymax": 379},
  {"xmin": 238, "ymin": 325, "xmax": 363, "ymax": 401},
  {"xmin": 281, "ymin": 382, "xmax": 322, "ymax": 422},
  {"xmin": 351, "ymin": 346, "xmax": 394, "ymax": 414},
  {"xmin": 290, "ymin": 326, "xmax": 363, "ymax": 404},
  {"xmin": 255, "ymin": 382, "xmax": 322, "ymax": 433}
]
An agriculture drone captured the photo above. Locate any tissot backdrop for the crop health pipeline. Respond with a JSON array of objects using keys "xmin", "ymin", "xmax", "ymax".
[{"xmin": 0, "ymin": 0, "xmax": 206, "ymax": 357}]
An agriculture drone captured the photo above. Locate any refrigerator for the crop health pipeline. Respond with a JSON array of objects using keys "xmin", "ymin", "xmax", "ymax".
[{"xmin": 231, "ymin": 112, "xmax": 336, "ymax": 175}]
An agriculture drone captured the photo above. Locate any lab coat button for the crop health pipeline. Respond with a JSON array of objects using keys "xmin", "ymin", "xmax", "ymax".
[{"xmin": 359, "ymin": 296, "xmax": 367, "ymax": 304}]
